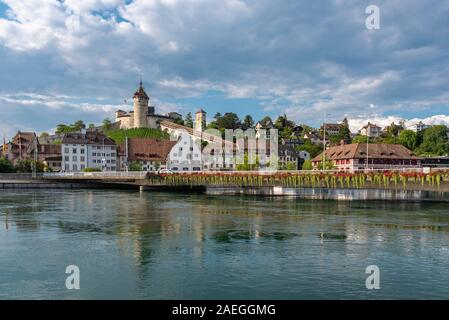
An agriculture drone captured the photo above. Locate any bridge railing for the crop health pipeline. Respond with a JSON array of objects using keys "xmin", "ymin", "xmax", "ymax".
[
  {"xmin": 0, "ymin": 173, "xmax": 45, "ymax": 179},
  {"xmin": 42, "ymin": 172, "xmax": 148, "ymax": 179}
]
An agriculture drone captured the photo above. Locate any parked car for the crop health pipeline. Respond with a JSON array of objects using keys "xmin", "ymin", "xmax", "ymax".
[{"xmin": 158, "ymin": 168, "xmax": 173, "ymax": 174}]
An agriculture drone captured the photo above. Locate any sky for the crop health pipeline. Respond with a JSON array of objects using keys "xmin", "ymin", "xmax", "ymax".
[{"xmin": 0, "ymin": 0, "xmax": 449, "ymax": 138}]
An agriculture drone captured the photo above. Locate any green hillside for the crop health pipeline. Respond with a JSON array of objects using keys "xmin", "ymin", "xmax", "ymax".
[{"xmin": 105, "ymin": 128, "xmax": 170, "ymax": 144}]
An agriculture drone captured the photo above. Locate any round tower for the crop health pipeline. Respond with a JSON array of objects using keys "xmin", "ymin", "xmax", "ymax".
[{"xmin": 133, "ymin": 81, "xmax": 149, "ymax": 128}]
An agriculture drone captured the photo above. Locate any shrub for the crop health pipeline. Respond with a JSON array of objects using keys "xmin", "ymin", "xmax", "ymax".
[{"xmin": 83, "ymin": 167, "xmax": 101, "ymax": 172}]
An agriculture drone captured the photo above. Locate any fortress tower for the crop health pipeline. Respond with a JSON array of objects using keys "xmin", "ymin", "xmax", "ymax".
[
  {"xmin": 194, "ymin": 109, "xmax": 206, "ymax": 132},
  {"xmin": 133, "ymin": 81, "xmax": 149, "ymax": 128}
]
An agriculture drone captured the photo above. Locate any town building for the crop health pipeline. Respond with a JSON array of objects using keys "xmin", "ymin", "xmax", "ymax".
[
  {"xmin": 2, "ymin": 131, "xmax": 36, "ymax": 165},
  {"xmin": 61, "ymin": 130, "xmax": 117, "ymax": 172},
  {"xmin": 115, "ymin": 81, "xmax": 179, "ymax": 129},
  {"xmin": 119, "ymin": 138, "xmax": 177, "ymax": 172},
  {"xmin": 311, "ymin": 143, "xmax": 421, "ymax": 171},
  {"xmin": 278, "ymin": 143, "xmax": 310, "ymax": 170},
  {"xmin": 160, "ymin": 118, "xmax": 237, "ymax": 170},
  {"xmin": 320, "ymin": 123, "xmax": 341, "ymax": 136},
  {"xmin": 421, "ymin": 157, "xmax": 449, "ymax": 168},
  {"xmin": 359, "ymin": 122, "xmax": 382, "ymax": 138},
  {"xmin": 303, "ymin": 132, "xmax": 323, "ymax": 145},
  {"xmin": 255, "ymin": 119, "xmax": 274, "ymax": 139},
  {"xmin": 26, "ymin": 135, "xmax": 62, "ymax": 172},
  {"xmin": 168, "ymin": 132, "xmax": 203, "ymax": 172},
  {"xmin": 411, "ymin": 121, "xmax": 429, "ymax": 133}
]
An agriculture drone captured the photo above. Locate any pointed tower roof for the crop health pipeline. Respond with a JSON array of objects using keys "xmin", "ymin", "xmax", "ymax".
[{"xmin": 133, "ymin": 81, "xmax": 149, "ymax": 99}]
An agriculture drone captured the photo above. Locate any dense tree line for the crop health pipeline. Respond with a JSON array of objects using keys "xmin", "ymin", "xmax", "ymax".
[{"xmin": 0, "ymin": 158, "xmax": 47, "ymax": 173}]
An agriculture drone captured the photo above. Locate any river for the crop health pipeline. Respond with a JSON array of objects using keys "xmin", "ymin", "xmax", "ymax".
[{"xmin": 1, "ymin": 189, "xmax": 449, "ymax": 299}]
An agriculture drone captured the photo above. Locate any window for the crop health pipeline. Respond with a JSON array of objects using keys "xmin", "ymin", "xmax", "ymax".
[
  {"xmin": 81, "ymin": 165, "xmax": 85, "ymax": 170},
  {"xmin": 81, "ymin": 149, "xmax": 85, "ymax": 154},
  {"xmin": 93, "ymin": 153, "xmax": 96, "ymax": 156},
  {"xmin": 72, "ymin": 148, "xmax": 77, "ymax": 154},
  {"xmin": 111, "ymin": 153, "xmax": 116, "ymax": 157},
  {"xmin": 64, "ymin": 148, "xmax": 69, "ymax": 153},
  {"xmin": 183, "ymin": 167, "xmax": 189, "ymax": 171},
  {"xmin": 80, "ymin": 156, "xmax": 85, "ymax": 162},
  {"xmin": 73, "ymin": 156, "xmax": 77, "ymax": 161},
  {"xmin": 72, "ymin": 164, "xmax": 77, "ymax": 171},
  {"xmin": 65, "ymin": 164, "xmax": 69, "ymax": 170},
  {"xmin": 65, "ymin": 156, "xmax": 69, "ymax": 161}
]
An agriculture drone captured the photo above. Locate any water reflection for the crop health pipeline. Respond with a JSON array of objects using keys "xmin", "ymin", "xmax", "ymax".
[{"xmin": 2, "ymin": 190, "xmax": 449, "ymax": 299}]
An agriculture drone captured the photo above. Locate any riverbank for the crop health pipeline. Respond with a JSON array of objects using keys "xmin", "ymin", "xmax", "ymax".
[
  {"xmin": 0, "ymin": 180, "xmax": 135, "ymax": 190},
  {"xmin": 206, "ymin": 186, "xmax": 449, "ymax": 201}
]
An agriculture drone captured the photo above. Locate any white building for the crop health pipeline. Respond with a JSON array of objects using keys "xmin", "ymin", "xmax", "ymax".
[
  {"xmin": 411, "ymin": 121, "xmax": 428, "ymax": 132},
  {"xmin": 359, "ymin": 122, "xmax": 382, "ymax": 138},
  {"xmin": 168, "ymin": 131, "xmax": 203, "ymax": 171},
  {"xmin": 61, "ymin": 131, "xmax": 117, "ymax": 172}
]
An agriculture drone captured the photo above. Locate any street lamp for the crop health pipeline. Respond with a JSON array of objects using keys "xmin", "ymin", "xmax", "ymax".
[
  {"xmin": 102, "ymin": 137, "xmax": 106, "ymax": 172},
  {"xmin": 322, "ymin": 113, "xmax": 331, "ymax": 172},
  {"xmin": 365, "ymin": 104, "xmax": 374, "ymax": 172}
]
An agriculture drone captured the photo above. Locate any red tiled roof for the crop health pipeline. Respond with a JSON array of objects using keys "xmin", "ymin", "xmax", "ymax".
[
  {"xmin": 61, "ymin": 131, "xmax": 115, "ymax": 145},
  {"xmin": 127, "ymin": 138, "xmax": 177, "ymax": 162},
  {"xmin": 312, "ymin": 143, "xmax": 421, "ymax": 162}
]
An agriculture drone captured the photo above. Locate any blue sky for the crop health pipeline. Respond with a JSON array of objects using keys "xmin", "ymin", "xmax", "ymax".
[{"xmin": 1, "ymin": 0, "xmax": 449, "ymax": 137}]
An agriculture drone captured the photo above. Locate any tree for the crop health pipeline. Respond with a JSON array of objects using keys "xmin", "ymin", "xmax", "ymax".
[
  {"xmin": 83, "ymin": 167, "xmax": 101, "ymax": 172},
  {"xmin": 217, "ymin": 112, "xmax": 241, "ymax": 129},
  {"xmin": 73, "ymin": 120, "xmax": 86, "ymax": 131},
  {"xmin": 336, "ymin": 118, "xmax": 351, "ymax": 143},
  {"xmin": 302, "ymin": 159, "xmax": 313, "ymax": 170},
  {"xmin": 15, "ymin": 160, "xmax": 45, "ymax": 173},
  {"xmin": 399, "ymin": 130, "xmax": 417, "ymax": 150},
  {"xmin": 185, "ymin": 112, "xmax": 193, "ymax": 128},
  {"xmin": 260, "ymin": 116, "xmax": 273, "ymax": 127},
  {"xmin": 295, "ymin": 140, "xmax": 322, "ymax": 158},
  {"xmin": 236, "ymin": 152, "xmax": 259, "ymax": 171},
  {"xmin": 243, "ymin": 115, "xmax": 254, "ymax": 129},
  {"xmin": 40, "ymin": 132, "xmax": 49, "ymax": 138},
  {"xmin": 102, "ymin": 118, "xmax": 112, "ymax": 131},
  {"xmin": 173, "ymin": 118, "xmax": 184, "ymax": 126},
  {"xmin": 88, "ymin": 123, "xmax": 95, "ymax": 129},
  {"xmin": 417, "ymin": 125, "xmax": 449, "ymax": 155},
  {"xmin": 129, "ymin": 161, "xmax": 143, "ymax": 171},
  {"xmin": 352, "ymin": 135, "xmax": 372, "ymax": 144},
  {"xmin": 0, "ymin": 157, "xmax": 15, "ymax": 173},
  {"xmin": 56, "ymin": 124, "xmax": 71, "ymax": 134}
]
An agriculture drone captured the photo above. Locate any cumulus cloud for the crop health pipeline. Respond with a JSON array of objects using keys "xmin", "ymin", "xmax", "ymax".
[{"xmin": 0, "ymin": 0, "xmax": 448, "ymax": 134}]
